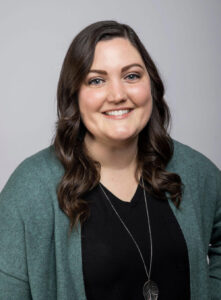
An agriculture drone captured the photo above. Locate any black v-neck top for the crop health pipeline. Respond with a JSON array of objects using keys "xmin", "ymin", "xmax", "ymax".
[{"xmin": 81, "ymin": 181, "xmax": 190, "ymax": 300}]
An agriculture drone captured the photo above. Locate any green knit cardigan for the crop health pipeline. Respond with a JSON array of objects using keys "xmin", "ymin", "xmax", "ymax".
[{"xmin": 0, "ymin": 139, "xmax": 220, "ymax": 300}]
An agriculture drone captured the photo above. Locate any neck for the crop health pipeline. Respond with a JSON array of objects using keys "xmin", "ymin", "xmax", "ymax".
[{"xmin": 84, "ymin": 133, "xmax": 139, "ymax": 173}]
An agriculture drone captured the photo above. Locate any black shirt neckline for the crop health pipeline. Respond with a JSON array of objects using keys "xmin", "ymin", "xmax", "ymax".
[{"xmin": 99, "ymin": 181, "xmax": 143, "ymax": 208}]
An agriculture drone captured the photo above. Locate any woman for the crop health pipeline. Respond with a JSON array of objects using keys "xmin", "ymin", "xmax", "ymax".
[{"xmin": 0, "ymin": 20, "xmax": 220, "ymax": 300}]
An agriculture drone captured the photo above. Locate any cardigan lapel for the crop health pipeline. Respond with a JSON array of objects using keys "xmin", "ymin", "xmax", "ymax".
[{"xmin": 167, "ymin": 193, "xmax": 210, "ymax": 300}]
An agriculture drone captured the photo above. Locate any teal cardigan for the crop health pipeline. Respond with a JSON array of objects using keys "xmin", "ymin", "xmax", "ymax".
[{"xmin": 0, "ymin": 139, "xmax": 220, "ymax": 300}]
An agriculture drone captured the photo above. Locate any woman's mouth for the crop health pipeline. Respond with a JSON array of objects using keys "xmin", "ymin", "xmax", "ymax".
[{"xmin": 102, "ymin": 109, "xmax": 133, "ymax": 119}]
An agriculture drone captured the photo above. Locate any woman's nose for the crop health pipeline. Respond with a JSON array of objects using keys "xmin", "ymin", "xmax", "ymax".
[{"xmin": 106, "ymin": 80, "xmax": 127, "ymax": 103}]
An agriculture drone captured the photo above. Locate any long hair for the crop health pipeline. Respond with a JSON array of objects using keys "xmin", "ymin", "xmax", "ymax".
[{"xmin": 54, "ymin": 20, "xmax": 183, "ymax": 230}]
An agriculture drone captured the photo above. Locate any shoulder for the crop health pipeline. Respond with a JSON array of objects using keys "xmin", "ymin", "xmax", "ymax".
[
  {"xmin": 0, "ymin": 146, "xmax": 64, "ymax": 222},
  {"xmin": 9, "ymin": 146, "xmax": 63, "ymax": 181},
  {"xmin": 3, "ymin": 146, "xmax": 64, "ymax": 188},
  {"xmin": 169, "ymin": 138, "xmax": 220, "ymax": 175},
  {"xmin": 168, "ymin": 139, "xmax": 221, "ymax": 198}
]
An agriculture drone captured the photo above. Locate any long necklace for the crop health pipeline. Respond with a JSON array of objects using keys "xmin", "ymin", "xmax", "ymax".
[{"xmin": 99, "ymin": 176, "xmax": 159, "ymax": 300}]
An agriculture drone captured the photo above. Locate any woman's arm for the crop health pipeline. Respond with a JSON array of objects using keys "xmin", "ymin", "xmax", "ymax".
[
  {"xmin": 0, "ymin": 271, "xmax": 31, "ymax": 299},
  {"xmin": 208, "ymin": 167, "xmax": 221, "ymax": 299},
  {"xmin": 0, "ymin": 163, "xmax": 33, "ymax": 300}
]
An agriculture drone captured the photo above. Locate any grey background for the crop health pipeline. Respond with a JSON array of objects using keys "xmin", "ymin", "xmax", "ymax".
[{"xmin": 0, "ymin": 0, "xmax": 220, "ymax": 190}]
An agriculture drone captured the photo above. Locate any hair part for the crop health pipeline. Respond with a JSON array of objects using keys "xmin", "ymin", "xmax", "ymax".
[{"xmin": 54, "ymin": 20, "xmax": 183, "ymax": 230}]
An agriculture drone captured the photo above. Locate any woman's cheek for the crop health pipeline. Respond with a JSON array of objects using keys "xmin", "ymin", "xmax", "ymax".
[
  {"xmin": 128, "ymin": 83, "xmax": 152, "ymax": 105},
  {"xmin": 85, "ymin": 89, "xmax": 106, "ymax": 109}
]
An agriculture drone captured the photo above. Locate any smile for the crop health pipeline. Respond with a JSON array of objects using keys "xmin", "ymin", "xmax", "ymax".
[
  {"xmin": 104, "ymin": 109, "xmax": 131, "ymax": 116},
  {"xmin": 102, "ymin": 109, "xmax": 133, "ymax": 120}
]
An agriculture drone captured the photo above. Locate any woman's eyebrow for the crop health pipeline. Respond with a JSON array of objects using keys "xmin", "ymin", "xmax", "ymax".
[{"xmin": 88, "ymin": 63, "xmax": 145, "ymax": 75}]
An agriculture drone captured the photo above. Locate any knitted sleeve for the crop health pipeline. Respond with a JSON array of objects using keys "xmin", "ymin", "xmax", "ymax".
[
  {"xmin": 0, "ymin": 161, "xmax": 34, "ymax": 299},
  {"xmin": 208, "ymin": 167, "xmax": 221, "ymax": 300},
  {"xmin": 0, "ymin": 149, "xmax": 52, "ymax": 300}
]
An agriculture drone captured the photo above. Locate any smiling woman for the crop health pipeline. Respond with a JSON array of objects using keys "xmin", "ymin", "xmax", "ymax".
[
  {"xmin": 0, "ymin": 20, "xmax": 221, "ymax": 300},
  {"xmin": 78, "ymin": 38, "xmax": 153, "ymax": 147}
]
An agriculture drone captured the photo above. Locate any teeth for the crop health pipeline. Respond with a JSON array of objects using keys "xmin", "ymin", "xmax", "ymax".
[{"xmin": 105, "ymin": 109, "xmax": 130, "ymax": 116}]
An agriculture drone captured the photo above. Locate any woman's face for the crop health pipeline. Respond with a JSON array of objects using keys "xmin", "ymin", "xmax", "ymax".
[{"xmin": 78, "ymin": 37, "xmax": 153, "ymax": 146}]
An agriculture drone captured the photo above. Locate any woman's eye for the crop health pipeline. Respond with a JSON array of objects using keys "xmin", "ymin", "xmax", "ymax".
[
  {"xmin": 126, "ymin": 73, "xmax": 141, "ymax": 81},
  {"xmin": 88, "ymin": 78, "xmax": 104, "ymax": 86}
]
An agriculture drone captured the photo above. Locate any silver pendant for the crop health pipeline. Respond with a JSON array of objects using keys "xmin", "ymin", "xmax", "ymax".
[{"xmin": 143, "ymin": 280, "xmax": 159, "ymax": 300}]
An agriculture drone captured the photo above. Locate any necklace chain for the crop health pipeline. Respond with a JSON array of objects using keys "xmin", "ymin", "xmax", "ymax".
[{"xmin": 99, "ymin": 175, "xmax": 153, "ymax": 281}]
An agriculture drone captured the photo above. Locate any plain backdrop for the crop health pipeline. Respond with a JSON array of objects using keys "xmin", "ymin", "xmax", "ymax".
[{"xmin": 0, "ymin": 0, "xmax": 220, "ymax": 190}]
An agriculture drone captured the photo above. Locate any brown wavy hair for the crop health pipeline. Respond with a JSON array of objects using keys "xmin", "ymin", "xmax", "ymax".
[{"xmin": 54, "ymin": 20, "xmax": 183, "ymax": 230}]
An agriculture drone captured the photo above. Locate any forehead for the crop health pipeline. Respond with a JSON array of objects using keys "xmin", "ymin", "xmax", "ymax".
[{"xmin": 91, "ymin": 38, "xmax": 145, "ymax": 69}]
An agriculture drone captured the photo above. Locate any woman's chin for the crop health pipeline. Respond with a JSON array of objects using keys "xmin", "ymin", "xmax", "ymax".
[
  {"xmin": 104, "ymin": 133, "xmax": 138, "ymax": 144},
  {"xmin": 84, "ymin": 130, "xmax": 139, "ymax": 147}
]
